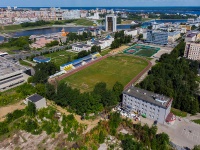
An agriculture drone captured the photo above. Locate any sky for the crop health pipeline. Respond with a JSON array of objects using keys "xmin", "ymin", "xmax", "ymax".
[{"xmin": 0, "ymin": 0, "xmax": 199, "ymax": 7}]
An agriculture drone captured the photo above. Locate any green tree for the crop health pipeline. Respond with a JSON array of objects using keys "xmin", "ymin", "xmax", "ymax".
[
  {"xmin": 98, "ymin": 130, "xmax": 105, "ymax": 144},
  {"xmin": 113, "ymin": 81, "xmax": 123, "ymax": 101},
  {"xmin": 25, "ymin": 101, "xmax": 36, "ymax": 117},
  {"xmin": 193, "ymin": 145, "xmax": 200, "ymax": 150},
  {"xmin": 35, "ymin": 84, "xmax": 45, "ymax": 97}
]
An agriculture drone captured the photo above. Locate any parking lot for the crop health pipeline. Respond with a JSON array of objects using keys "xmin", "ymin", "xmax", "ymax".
[{"xmin": 140, "ymin": 116, "xmax": 200, "ymax": 149}]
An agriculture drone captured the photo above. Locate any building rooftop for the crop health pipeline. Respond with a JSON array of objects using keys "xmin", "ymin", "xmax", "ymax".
[
  {"xmin": 168, "ymin": 31, "xmax": 180, "ymax": 36},
  {"xmin": 123, "ymin": 86, "xmax": 172, "ymax": 108},
  {"xmin": 187, "ymin": 33, "xmax": 197, "ymax": 38},
  {"xmin": 27, "ymin": 94, "xmax": 44, "ymax": 103},
  {"xmin": 0, "ymin": 56, "xmax": 26, "ymax": 77}
]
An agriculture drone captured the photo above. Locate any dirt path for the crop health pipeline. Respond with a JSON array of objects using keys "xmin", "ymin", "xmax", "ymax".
[
  {"xmin": 0, "ymin": 100, "xmax": 25, "ymax": 122},
  {"xmin": 47, "ymin": 101, "xmax": 100, "ymax": 134}
]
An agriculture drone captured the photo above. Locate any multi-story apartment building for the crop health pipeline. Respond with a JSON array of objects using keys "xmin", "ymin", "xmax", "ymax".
[
  {"xmin": 184, "ymin": 42, "xmax": 200, "ymax": 60},
  {"xmin": 144, "ymin": 30, "xmax": 168, "ymax": 45},
  {"xmin": 122, "ymin": 86, "xmax": 173, "ymax": 124},
  {"xmin": 105, "ymin": 14, "xmax": 117, "ymax": 32}
]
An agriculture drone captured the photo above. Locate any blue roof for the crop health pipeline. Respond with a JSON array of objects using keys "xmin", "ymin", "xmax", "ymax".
[
  {"xmin": 61, "ymin": 52, "xmax": 99, "ymax": 67},
  {"xmin": 91, "ymin": 38, "xmax": 95, "ymax": 42},
  {"xmin": 33, "ymin": 56, "xmax": 51, "ymax": 63},
  {"xmin": 106, "ymin": 35, "xmax": 111, "ymax": 39}
]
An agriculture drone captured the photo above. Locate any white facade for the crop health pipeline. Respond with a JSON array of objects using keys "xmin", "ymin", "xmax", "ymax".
[
  {"xmin": 184, "ymin": 42, "xmax": 200, "ymax": 60},
  {"xmin": 123, "ymin": 87, "xmax": 172, "ymax": 124},
  {"xmin": 72, "ymin": 43, "xmax": 91, "ymax": 52},
  {"xmin": 105, "ymin": 14, "xmax": 117, "ymax": 32},
  {"xmin": 124, "ymin": 30, "xmax": 138, "ymax": 37}
]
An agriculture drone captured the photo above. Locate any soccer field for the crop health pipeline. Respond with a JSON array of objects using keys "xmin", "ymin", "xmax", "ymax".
[
  {"xmin": 43, "ymin": 50, "xmax": 77, "ymax": 67},
  {"xmin": 62, "ymin": 55, "xmax": 148, "ymax": 92}
]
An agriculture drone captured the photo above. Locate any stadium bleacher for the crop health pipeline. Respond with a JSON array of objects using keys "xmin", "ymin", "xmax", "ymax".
[{"xmin": 60, "ymin": 52, "xmax": 102, "ymax": 72}]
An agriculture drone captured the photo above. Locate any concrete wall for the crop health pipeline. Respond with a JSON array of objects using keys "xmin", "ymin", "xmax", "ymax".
[{"xmin": 35, "ymin": 98, "xmax": 47, "ymax": 109}]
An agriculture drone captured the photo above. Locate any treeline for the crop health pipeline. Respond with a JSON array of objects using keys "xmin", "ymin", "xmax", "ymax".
[
  {"xmin": 45, "ymin": 82, "xmax": 123, "ymax": 116},
  {"xmin": 139, "ymin": 40, "xmax": 200, "ymax": 114},
  {"xmin": 76, "ymin": 45, "xmax": 101, "ymax": 59},
  {"xmin": 31, "ymin": 62, "xmax": 59, "ymax": 84},
  {"xmin": 111, "ymin": 30, "xmax": 132, "ymax": 49},
  {"xmin": 66, "ymin": 32, "xmax": 92, "ymax": 42},
  {"xmin": 0, "ymin": 36, "xmax": 31, "ymax": 50},
  {"xmin": 127, "ymin": 13, "xmax": 142, "ymax": 21},
  {"xmin": 21, "ymin": 20, "xmax": 50, "ymax": 27},
  {"xmin": 45, "ymin": 40, "xmax": 59, "ymax": 47}
]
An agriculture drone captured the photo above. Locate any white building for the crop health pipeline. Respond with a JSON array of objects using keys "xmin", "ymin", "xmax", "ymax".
[
  {"xmin": 62, "ymin": 10, "xmax": 80, "ymax": 19},
  {"xmin": 168, "ymin": 31, "xmax": 181, "ymax": 43},
  {"xmin": 124, "ymin": 29, "xmax": 138, "ymax": 37},
  {"xmin": 184, "ymin": 42, "xmax": 200, "ymax": 60},
  {"xmin": 105, "ymin": 14, "xmax": 117, "ymax": 32},
  {"xmin": 87, "ymin": 35, "xmax": 114, "ymax": 49},
  {"xmin": 72, "ymin": 43, "xmax": 91, "ymax": 52},
  {"xmin": 26, "ymin": 94, "xmax": 47, "ymax": 109},
  {"xmin": 123, "ymin": 86, "xmax": 173, "ymax": 124}
]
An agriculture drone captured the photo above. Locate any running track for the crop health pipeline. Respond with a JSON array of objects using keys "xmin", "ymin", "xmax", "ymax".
[{"xmin": 49, "ymin": 54, "xmax": 152, "ymax": 88}]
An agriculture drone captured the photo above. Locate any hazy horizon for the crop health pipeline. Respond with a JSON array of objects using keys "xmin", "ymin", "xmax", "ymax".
[{"xmin": 0, "ymin": 0, "xmax": 199, "ymax": 7}]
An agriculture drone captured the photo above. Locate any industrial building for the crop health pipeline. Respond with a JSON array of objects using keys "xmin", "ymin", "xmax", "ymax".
[
  {"xmin": 0, "ymin": 56, "xmax": 27, "ymax": 91},
  {"xmin": 144, "ymin": 30, "xmax": 168, "ymax": 45},
  {"xmin": 122, "ymin": 86, "xmax": 173, "ymax": 124},
  {"xmin": 105, "ymin": 14, "xmax": 117, "ymax": 32}
]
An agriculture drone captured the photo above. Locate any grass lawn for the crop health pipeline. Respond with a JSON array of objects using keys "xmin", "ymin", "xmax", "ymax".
[
  {"xmin": 73, "ymin": 19, "xmax": 94, "ymax": 26},
  {"xmin": 192, "ymin": 119, "xmax": 200, "ymax": 125},
  {"xmin": 19, "ymin": 60, "xmax": 32, "ymax": 67},
  {"xmin": 100, "ymin": 48, "xmax": 112, "ymax": 56},
  {"xmin": 62, "ymin": 55, "xmax": 148, "ymax": 92},
  {"xmin": 134, "ymin": 49, "xmax": 158, "ymax": 57},
  {"xmin": 43, "ymin": 50, "xmax": 77, "ymax": 67},
  {"xmin": 0, "ymin": 46, "xmax": 21, "ymax": 53},
  {"xmin": 171, "ymin": 108, "xmax": 187, "ymax": 117}
]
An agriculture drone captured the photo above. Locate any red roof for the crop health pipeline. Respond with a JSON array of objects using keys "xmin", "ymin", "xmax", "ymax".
[{"xmin": 166, "ymin": 113, "xmax": 176, "ymax": 122}]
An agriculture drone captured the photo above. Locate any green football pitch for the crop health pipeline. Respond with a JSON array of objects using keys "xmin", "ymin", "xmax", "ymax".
[{"xmin": 61, "ymin": 55, "xmax": 148, "ymax": 92}]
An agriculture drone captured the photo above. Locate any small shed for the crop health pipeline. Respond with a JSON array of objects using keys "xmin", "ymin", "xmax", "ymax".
[{"xmin": 26, "ymin": 94, "xmax": 47, "ymax": 109}]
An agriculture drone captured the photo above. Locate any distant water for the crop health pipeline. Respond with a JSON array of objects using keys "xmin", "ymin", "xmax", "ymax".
[
  {"xmin": 12, "ymin": 19, "xmax": 187, "ymax": 37},
  {"xmin": 13, "ymin": 7, "xmax": 200, "ymax": 15},
  {"xmin": 13, "ymin": 27, "xmax": 85, "ymax": 37}
]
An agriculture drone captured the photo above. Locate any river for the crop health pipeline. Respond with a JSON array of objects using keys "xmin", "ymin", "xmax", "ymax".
[{"xmin": 0, "ymin": 19, "xmax": 188, "ymax": 40}]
